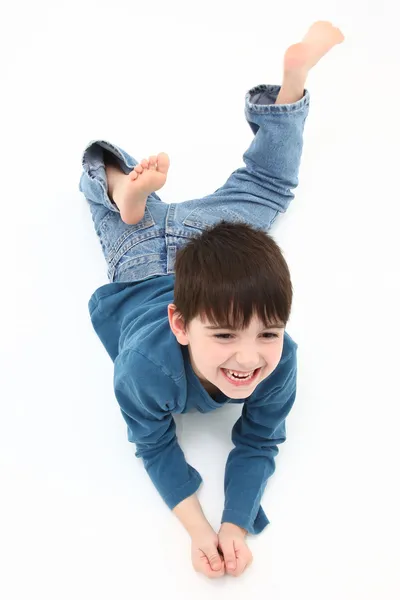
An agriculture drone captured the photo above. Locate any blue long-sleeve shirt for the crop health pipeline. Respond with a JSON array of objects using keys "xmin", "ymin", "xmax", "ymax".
[{"xmin": 89, "ymin": 274, "xmax": 298, "ymax": 535}]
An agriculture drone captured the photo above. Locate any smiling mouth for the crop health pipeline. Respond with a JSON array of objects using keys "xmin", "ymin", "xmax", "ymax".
[{"xmin": 220, "ymin": 367, "xmax": 261, "ymax": 386}]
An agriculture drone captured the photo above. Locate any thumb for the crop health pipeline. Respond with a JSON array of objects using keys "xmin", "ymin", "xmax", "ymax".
[
  {"xmin": 204, "ymin": 546, "xmax": 223, "ymax": 571},
  {"xmin": 219, "ymin": 541, "xmax": 237, "ymax": 571}
]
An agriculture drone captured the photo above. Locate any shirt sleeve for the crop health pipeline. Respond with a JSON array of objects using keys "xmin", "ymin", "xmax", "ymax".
[
  {"xmin": 221, "ymin": 349, "xmax": 298, "ymax": 535},
  {"xmin": 113, "ymin": 350, "xmax": 202, "ymax": 510}
]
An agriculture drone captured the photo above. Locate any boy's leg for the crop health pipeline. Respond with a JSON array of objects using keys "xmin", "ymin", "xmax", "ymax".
[
  {"xmin": 276, "ymin": 21, "xmax": 344, "ymax": 105},
  {"xmin": 168, "ymin": 21, "xmax": 344, "ymax": 236},
  {"xmin": 79, "ymin": 141, "xmax": 168, "ymax": 222},
  {"xmin": 79, "ymin": 141, "xmax": 171, "ymax": 282}
]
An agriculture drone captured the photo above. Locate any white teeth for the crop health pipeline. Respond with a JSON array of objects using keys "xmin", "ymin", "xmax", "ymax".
[
  {"xmin": 225, "ymin": 369, "xmax": 255, "ymax": 381},
  {"xmin": 228, "ymin": 369, "xmax": 254, "ymax": 376}
]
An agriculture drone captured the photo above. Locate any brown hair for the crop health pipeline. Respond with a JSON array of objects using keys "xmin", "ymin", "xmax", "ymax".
[{"xmin": 173, "ymin": 220, "xmax": 293, "ymax": 330}]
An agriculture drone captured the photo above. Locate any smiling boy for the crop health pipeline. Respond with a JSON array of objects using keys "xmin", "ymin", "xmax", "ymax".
[{"xmin": 79, "ymin": 21, "xmax": 344, "ymax": 578}]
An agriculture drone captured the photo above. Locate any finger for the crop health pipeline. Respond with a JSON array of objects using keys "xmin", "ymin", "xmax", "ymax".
[
  {"xmin": 218, "ymin": 540, "xmax": 237, "ymax": 573},
  {"xmin": 201, "ymin": 544, "xmax": 222, "ymax": 571},
  {"xmin": 233, "ymin": 554, "xmax": 247, "ymax": 577},
  {"xmin": 232, "ymin": 548, "xmax": 253, "ymax": 577},
  {"xmin": 205, "ymin": 563, "xmax": 225, "ymax": 579},
  {"xmin": 199, "ymin": 555, "xmax": 225, "ymax": 579},
  {"xmin": 203, "ymin": 546, "xmax": 224, "ymax": 572}
]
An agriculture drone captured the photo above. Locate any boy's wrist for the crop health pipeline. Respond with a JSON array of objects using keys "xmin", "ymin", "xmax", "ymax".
[
  {"xmin": 172, "ymin": 493, "xmax": 214, "ymax": 539},
  {"xmin": 188, "ymin": 520, "xmax": 215, "ymax": 540},
  {"xmin": 220, "ymin": 521, "xmax": 248, "ymax": 537}
]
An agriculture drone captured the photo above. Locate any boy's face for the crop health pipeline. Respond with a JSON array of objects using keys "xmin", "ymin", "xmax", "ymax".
[{"xmin": 168, "ymin": 304, "xmax": 285, "ymax": 399}]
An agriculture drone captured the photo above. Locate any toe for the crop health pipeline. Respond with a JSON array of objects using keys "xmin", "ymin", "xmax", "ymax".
[
  {"xmin": 149, "ymin": 156, "xmax": 157, "ymax": 170},
  {"xmin": 134, "ymin": 164, "xmax": 143, "ymax": 174},
  {"xmin": 130, "ymin": 170, "xmax": 138, "ymax": 180},
  {"xmin": 141, "ymin": 159, "xmax": 149, "ymax": 169},
  {"xmin": 156, "ymin": 152, "xmax": 170, "ymax": 174}
]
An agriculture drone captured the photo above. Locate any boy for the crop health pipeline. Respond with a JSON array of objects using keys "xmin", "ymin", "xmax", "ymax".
[{"xmin": 79, "ymin": 21, "xmax": 344, "ymax": 579}]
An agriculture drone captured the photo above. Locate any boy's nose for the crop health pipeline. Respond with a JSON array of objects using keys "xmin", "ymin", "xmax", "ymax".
[{"xmin": 234, "ymin": 353, "xmax": 260, "ymax": 371}]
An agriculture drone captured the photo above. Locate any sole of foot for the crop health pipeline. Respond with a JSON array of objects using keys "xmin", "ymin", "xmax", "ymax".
[
  {"xmin": 116, "ymin": 152, "xmax": 170, "ymax": 225},
  {"xmin": 284, "ymin": 21, "xmax": 345, "ymax": 75}
]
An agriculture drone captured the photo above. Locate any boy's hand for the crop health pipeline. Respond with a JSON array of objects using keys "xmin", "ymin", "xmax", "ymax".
[
  {"xmin": 218, "ymin": 522, "xmax": 253, "ymax": 577},
  {"xmin": 191, "ymin": 525, "xmax": 226, "ymax": 579}
]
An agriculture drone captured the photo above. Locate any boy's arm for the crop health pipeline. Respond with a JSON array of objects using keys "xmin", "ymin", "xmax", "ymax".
[
  {"xmin": 221, "ymin": 348, "xmax": 298, "ymax": 535},
  {"xmin": 113, "ymin": 350, "xmax": 204, "ymax": 514},
  {"xmin": 173, "ymin": 493, "xmax": 212, "ymax": 536}
]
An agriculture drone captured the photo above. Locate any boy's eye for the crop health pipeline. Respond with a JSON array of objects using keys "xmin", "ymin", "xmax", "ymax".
[{"xmin": 213, "ymin": 333, "xmax": 278, "ymax": 340}]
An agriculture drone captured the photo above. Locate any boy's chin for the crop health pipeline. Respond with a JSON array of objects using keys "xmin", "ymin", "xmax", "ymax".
[{"xmin": 223, "ymin": 386, "xmax": 254, "ymax": 399}]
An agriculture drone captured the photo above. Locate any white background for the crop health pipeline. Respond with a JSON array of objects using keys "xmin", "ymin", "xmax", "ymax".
[{"xmin": 1, "ymin": 1, "xmax": 399, "ymax": 598}]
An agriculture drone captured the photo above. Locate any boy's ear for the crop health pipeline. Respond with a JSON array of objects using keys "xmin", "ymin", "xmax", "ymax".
[{"xmin": 167, "ymin": 304, "xmax": 189, "ymax": 345}]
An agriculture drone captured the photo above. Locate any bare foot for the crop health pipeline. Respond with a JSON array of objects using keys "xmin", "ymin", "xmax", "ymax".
[
  {"xmin": 109, "ymin": 152, "xmax": 170, "ymax": 225},
  {"xmin": 284, "ymin": 21, "xmax": 345, "ymax": 75}
]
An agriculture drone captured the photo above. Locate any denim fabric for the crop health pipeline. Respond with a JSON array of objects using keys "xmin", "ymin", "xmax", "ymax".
[
  {"xmin": 81, "ymin": 83, "xmax": 310, "ymax": 534},
  {"xmin": 79, "ymin": 84, "xmax": 310, "ymax": 283}
]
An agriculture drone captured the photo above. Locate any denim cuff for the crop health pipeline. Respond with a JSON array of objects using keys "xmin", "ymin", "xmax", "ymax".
[
  {"xmin": 246, "ymin": 84, "xmax": 310, "ymax": 113},
  {"xmin": 80, "ymin": 139, "xmax": 140, "ymax": 212},
  {"xmin": 81, "ymin": 139, "xmax": 136, "ymax": 176}
]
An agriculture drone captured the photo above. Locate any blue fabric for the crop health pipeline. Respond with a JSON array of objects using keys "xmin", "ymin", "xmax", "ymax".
[
  {"xmin": 81, "ymin": 84, "xmax": 310, "ymax": 534},
  {"xmin": 89, "ymin": 275, "xmax": 297, "ymax": 535},
  {"xmin": 79, "ymin": 84, "xmax": 309, "ymax": 284}
]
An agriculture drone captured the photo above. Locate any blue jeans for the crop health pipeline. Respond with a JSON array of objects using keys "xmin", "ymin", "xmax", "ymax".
[{"xmin": 79, "ymin": 84, "xmax": 310, "ymax": 284}]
